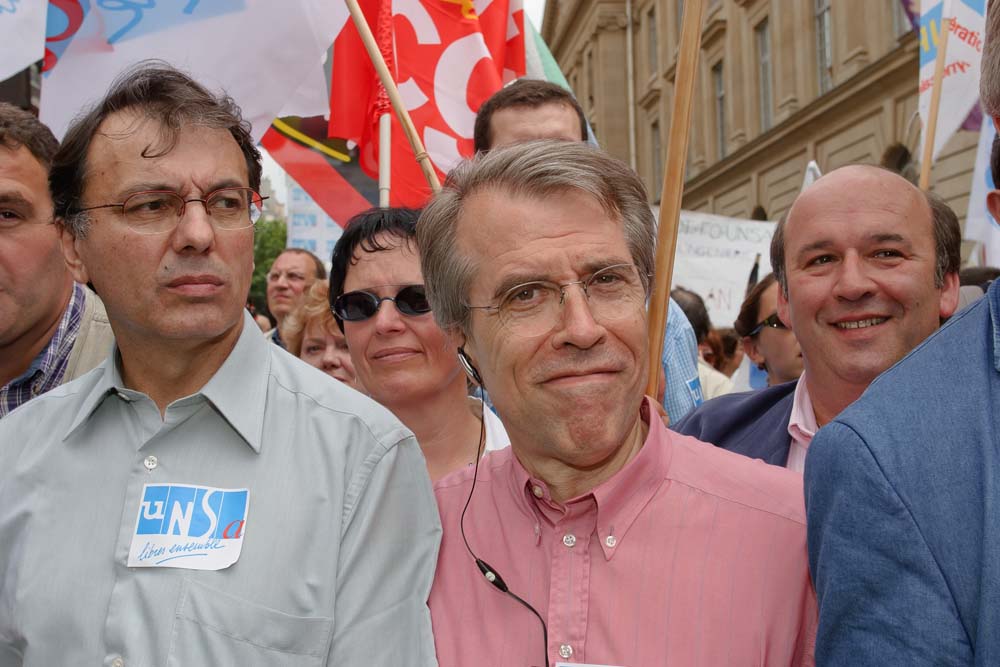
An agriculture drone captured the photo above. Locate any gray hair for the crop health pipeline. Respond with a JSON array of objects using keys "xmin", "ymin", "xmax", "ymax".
[
  {"xmin": 417, "ymin": 140, "xmax": 655, "ymax": 335},
  {"xmin": 982, "ymin": 0, "xmax": 1000, "ymax": 118}
]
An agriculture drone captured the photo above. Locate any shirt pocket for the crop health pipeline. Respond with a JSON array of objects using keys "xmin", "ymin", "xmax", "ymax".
[{"xmin": 167, "ymin": 578, "xmax": 334, "ymax": 666}]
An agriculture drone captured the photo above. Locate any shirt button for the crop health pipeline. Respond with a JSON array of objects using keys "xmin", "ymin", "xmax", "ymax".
[
  {"xmin": 606, "ymin": 535, "xmax": 618, "ymax": 548},
  {"xmin": 143, "ymin": 455, "xmax": 158, "ymax": 471},
  {"xmin": 532, "ymin": 485, "xmax": 544, "ymax": 498},
  {"xmin": 559, "ymin": 643, "xmax": 573, "ymax": 659},
  {"xmin": 111, "ymin": 657, "xmax": 125, "ymax": 667},
  {"xmin": 562, "ymin": 533, "xmax": 576, "ymax": 548}
]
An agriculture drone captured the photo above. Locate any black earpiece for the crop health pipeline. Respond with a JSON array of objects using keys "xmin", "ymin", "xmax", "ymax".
[{"xmin": 457, "ymin": 347, "xmax": 483, "ymax": 385}]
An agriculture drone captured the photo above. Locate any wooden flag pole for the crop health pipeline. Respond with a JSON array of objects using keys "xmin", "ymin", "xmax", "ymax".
[
  {"xmin": 345, "ymin": 0, "xmax": 441, "ymax": 194},
  {"xmin": 645, "ymin": 0, "xmax": 707, "ymax": 403},
  {"xmin": 920, "ymin": 16, "xmax": 951, "ymax": 190}
]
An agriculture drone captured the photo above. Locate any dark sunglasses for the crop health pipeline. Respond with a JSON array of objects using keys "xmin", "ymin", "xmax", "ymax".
[
  {"xmin": 332, "ymin": 285, "xmax": 432, "ymax": 322},
  {"xmin": 747, "ymin": 312, "xmax": 787, "ymax": 337}
]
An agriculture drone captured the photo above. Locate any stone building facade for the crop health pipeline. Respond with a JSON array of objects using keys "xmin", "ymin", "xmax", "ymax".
[{"xmin": 541, "ymin": 0, "xmax": 979, "ymax": 243}]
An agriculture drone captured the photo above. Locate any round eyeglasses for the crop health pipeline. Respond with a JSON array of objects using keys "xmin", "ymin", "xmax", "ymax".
[
  {"xmin": 747, "ymin": 312, "xmax": 788, "ymax": 337},
  {"xmin": 332, "ymin": 285, "xmax": 432, "ymax": 322},
  {"xmin": 465, "ymin": 263, "xmax": 647, "ymax": 338},
  {"xmin": 76, "ymin": 187, "xmax": 267, "ymax": 235}
]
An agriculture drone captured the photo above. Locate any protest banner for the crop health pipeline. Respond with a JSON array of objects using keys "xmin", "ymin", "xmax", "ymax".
[
  {"xmin": 0, "ymin": 0, "xmax": 46, "ymax": 82},
  {"xmin": 918, "ymin": 0, "xmax": 986, "ymax": 164},
  {"xmin": 40, "ymin": 0, "xmax": 343, "ymax": 141},
  {"xmin": 655, "ymin": 208, "xmax": 777, "ymax": 329}
]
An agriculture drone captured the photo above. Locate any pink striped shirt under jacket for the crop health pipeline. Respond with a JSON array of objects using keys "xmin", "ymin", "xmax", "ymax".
[{"xmin": 429, "ymin": 399, "xmax": 817, "ymax": 667}]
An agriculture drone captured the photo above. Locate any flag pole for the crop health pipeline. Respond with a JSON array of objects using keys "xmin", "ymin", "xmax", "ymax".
[
  {"xmin": 345, "ymin": 0, "xmax": 441, "ymax": 194},
  {"xmin": 920, "ymin": 16, "xmax": 951, "ymax": 190},
  {"xmin": 644, "ymin": 0, "xmax": 706, "ymax": 405},
  {"xmin": 378, "ymin": 113, "xmax": 391, "ymax": 206}
]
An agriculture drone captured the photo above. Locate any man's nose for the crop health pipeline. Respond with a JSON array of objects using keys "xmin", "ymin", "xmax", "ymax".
[
  {"xmin": 551, "ymin": 285, "xmax": 606, "ymax": 349},
  {"xmin": 832, "ymin": 252, "xmax": 876, "ymax": 301}
]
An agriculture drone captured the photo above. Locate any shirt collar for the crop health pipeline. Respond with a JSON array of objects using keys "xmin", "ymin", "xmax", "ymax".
[
  {"xmin": 8, "ymin": 283, "xmax": 86, "ymax": 388},
  {"xmin": 199, "ymin": 311, "xmax": 270, "ymax": 453},
  {"xmin": 64, "ymin": 312, "xmax": 269, "ymax": 452},
  {"xmin": 63, "ymin": 351, "xmax": 121, "ymax": 440},
  {"xmin": 508, "ymin": 397, "xmax": 672, "ymax": 561},
  {"xmin": 989, "ymin": 279, "xmax": 1000, "ymax": 372},
  {"xmin": 787, "ymin": 371, "xmax": 818, "ymax": 447}
]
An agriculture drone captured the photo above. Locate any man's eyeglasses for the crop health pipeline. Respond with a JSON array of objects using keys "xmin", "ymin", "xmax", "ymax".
[
  {"xmin": 332, "ymin": 285, "xmax": 432, "ymax": 322},
  {"xmin": 76, "ymin": 187, "xmax": 267, "ymax": 235},
  {"xmin": 464, "ymin": 263, "xmax": 646, "ymax": 338},
  {"xmin": 747, "ymin": 312, "xmax": 788, "ymax": 337}
]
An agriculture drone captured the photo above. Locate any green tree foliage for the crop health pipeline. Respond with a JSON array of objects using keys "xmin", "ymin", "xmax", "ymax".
[{"xmin": 250, "ymin": 217, "xmax": 287, "ymax": 317}]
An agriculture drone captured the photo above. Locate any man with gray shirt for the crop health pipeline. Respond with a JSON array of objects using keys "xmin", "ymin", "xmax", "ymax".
[{"xmin": 0, "ymin": 64, "xmax": 439, "ymax": 666}]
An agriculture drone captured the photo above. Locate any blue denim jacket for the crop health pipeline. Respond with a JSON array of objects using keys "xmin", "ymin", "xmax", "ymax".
[{"xmin": 805, "ymin": 280, "xmax": 1000, "ymax": 666}]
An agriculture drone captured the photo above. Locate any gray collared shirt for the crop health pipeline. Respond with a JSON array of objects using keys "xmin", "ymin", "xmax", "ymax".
[{"xmin": 0, "ymin": 312, "xmax": 441, "ymax": 666}]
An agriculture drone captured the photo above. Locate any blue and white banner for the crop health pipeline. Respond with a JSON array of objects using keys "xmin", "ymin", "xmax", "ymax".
[
  {"xmin": 964, "ymin": 115, "xmax": 1000, "ymax": 265},
  {"xmin": 919, "ymin": 0, "xmax": 987, "ymax": 160}
]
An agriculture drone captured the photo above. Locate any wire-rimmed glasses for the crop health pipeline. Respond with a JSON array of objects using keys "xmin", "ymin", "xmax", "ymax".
[
  {"xmin": 465, "ymin": 263, "xmax": 646, "ymax": 338},
  {"xmin": 76, "ymin": 187, "xmax": 267, "ymax": 235}
]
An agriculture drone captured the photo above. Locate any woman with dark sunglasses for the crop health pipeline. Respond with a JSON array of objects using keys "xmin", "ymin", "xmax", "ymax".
[
  {"xmin": 329, "ymin": 208, "xmax": 509, "ymax": 483},
  {"xmin": 734, "ymin": 273, "xmax": 803, "ymax": 386}
]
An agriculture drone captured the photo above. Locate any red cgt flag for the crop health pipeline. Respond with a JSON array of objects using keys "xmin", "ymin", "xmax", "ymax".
[{"xmin": 329, "ymin": 0, "xmax": 527, "ymax": 207}]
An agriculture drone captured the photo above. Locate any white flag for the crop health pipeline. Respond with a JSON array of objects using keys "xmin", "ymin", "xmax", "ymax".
[
  {"xmin": 918, "ymin": 0, "xmax": 987, "ymax": 160},
  {"xmin": 801, "ymin": 160, "xmax": 823, "ymax": 191},
  {"xmin": 0, "ymin": 1, "xmax": 46, "ymax": 83},
  {"xmin": 40, "ymin": 0, "xmax": 345, "ymax": 142}
]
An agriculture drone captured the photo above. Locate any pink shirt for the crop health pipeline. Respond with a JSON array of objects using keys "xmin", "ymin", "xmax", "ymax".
[
  {"xmin": 429, "ymin": 399, "xmax": 817, "ymax": 667},
  {"xmin": 786, "ymin": 374, "xmax": 819, "ymax": 474}
]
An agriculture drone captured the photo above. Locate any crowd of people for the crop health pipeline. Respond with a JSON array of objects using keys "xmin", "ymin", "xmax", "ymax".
[{"xmin": 2, "ymin": 8, "xmax": 1000, "ymax": 666}]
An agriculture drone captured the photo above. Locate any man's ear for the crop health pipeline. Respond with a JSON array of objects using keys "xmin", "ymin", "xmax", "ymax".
[
  {"xmin": 988, "ymin": 190, "xmax": 1000, "ymax": 225},
  {"xmin": 938, "ymin": 271, "xmax": 961, "ymax": 319},
  {"xmin": 776, "ymin": 283, "xmax": 792, "ymax": 330},
  {"xmin": 58, "ymin": 219, "xmax": 90, "ymax": 285},
  {"xmin": 450, "ymin": 328, "xmax": 481, "ymax": 369}
]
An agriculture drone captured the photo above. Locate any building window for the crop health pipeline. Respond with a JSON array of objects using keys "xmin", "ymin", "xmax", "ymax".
[
  {"xmin": 815, "ymin": 0, "xmax": 833, "ymax": 93},
  {"xmin": 713, "ymin": 61, "xmax": 725, "ymax": 160},
  {"xmin": 651, "ymin": 119, "xmax": 662, "ymax": 200},
  {"xmin": 647, "ymin": 6, "xmax": 659, "ymax": 76},
  {"xmin": 756, "ymin": 19, "xmax": 773, "ymax": 132}
]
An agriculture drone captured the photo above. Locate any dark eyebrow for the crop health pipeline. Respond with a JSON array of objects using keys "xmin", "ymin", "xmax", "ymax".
[
  {"xmin": 111, "ymin": 179, "xmax": 247, "ymax": 201},
  {"xmin": 0, "ymin": 193, "xmax": 38, "ymax": 220},
  {"xmin": 0, "ymin": 193, "xmax": 34, "ymax": 209},
  {"xmin": 869, "ymin": 233, "xmax": 908, "ymax": 245},
  {"xmin": 795, "ymin": 240, "xmax": 835, "ymax": 260}
]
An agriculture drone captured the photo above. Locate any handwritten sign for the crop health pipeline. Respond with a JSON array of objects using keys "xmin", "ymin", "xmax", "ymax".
[{"xmin": 655, "ymin": 208, "xmax": 777, "ymax": 328}]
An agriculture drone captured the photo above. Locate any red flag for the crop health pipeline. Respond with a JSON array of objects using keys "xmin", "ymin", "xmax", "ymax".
[
  {"xmin": 329, "ymin": 0, "xmax": 526, "ymax": 207},
  {"xmin": 261, "ymin": 121, "xmax": 374, "ymax": 227}
]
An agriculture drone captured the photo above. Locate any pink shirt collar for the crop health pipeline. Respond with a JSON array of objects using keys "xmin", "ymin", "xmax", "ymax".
[
  {"xmin": 506, "ymin": 397, "xmax": 669, "ymax": 561},
  {"xmin": 787, "ymin": 372, "xmax": 819, "ymax": 449}
]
